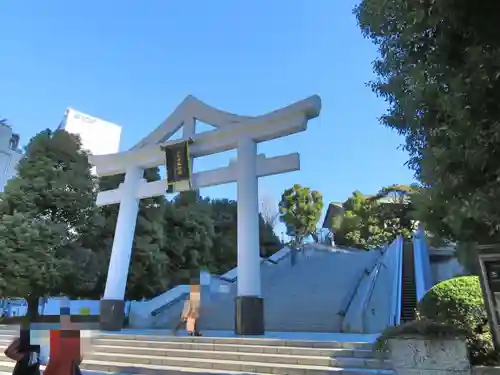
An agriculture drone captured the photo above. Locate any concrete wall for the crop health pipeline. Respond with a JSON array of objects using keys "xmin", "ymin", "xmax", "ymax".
[{"xmin": 431, "ymin": 257, "xmax": 465, "ymax": 284}]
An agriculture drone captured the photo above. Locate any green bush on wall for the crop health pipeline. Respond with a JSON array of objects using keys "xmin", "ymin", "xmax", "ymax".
[{"xmin": 418, "ymin": 276, "xmax": 497, "ymax": 365}]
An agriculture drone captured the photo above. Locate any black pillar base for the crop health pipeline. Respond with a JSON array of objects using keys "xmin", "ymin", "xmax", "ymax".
[
  {"xmin": 234, "ymin": 296, "xmax": 264, "ymax": 335},
  {"xmin": 100, "ymin": 299, "xmax": 125, "ymax": 331}
]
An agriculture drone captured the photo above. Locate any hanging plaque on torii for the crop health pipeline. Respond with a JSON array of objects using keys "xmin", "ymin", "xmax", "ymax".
[
  {"xmin": 162, "ymin": 138, "xmax": 194, "ymax": 193},
  {"xmin": 89, "ymin": 94, "xmax": 321, "ymax": 334}
]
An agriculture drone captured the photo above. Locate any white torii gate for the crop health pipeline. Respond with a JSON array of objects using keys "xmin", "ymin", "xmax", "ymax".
[{"xmin": 90, "ymin": 94, "xmax": 321, "ymax": 334}]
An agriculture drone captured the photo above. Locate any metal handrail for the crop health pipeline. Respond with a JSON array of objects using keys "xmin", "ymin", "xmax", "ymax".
[
  {"xmin": 361, "ymin": 261, "xmax": 384, "ymax": 315},
  {"xmin": 339, "ymin": 254, "xmax": 380, "ymax": 317},
  {"xmin": 150, "ymin": 292, "xmax": 189, "ymax": 317}
]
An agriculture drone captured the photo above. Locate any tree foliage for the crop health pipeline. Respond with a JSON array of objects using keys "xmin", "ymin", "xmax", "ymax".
[
  {"xmin": 355, "ymin": 0, "xmax": 500, "ymax": 251},
  {"xmin": 279, "ymin": 184, "xmax": 323, "ymax": 245},
  {"xmin": 0, "ymin": 129, "xmax": 100, "ymax": 316},
  {"xmin": 333, "ymin": 185, "xmax": 416, "ymax": 250}
]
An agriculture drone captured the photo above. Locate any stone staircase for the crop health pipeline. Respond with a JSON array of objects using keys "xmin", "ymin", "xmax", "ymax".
[
  {"xmin": 0, "ymin": 327, "xmax": 393, "ymax": 374},
  {"xmin": 155, "ymin": 247, "xmax": 381, "ymax": 332}
]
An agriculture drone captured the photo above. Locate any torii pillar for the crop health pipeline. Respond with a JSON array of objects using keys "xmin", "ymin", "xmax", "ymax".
[{"xmin": 235, "ymin": 136, "xmax": 262, "ymax": 334}]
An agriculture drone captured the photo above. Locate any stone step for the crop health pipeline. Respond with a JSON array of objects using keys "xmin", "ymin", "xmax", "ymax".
[
  {"xmin": 95, "ymin": 334, "xmax": 375, "ymax": 350},
  {"xmin": 83, "ymin": 356, "xmax": 392, "ymax": 375},
  {"xmin": 0, "ymin": 330, "xmax": 19, "ymax": 339},
  {"xmin": 83, "ymin": 357, "xmax": 392, "ymax": 375},
  {"xmin": 85, "ymin": 345, "xmax": 392, "ymax": 370},
  {"xmin": 0, "ymin": 330, "xmax": 378, "ymax": 352},
  {"xmin": 0, "ymin": 361, "xmax": 274, "ymax": 375},
  {"xmin": 94, "ymin": 338, "xmax": 381, "ymax": 358},
  {"xmin": 0, "ymin": 357, "xmax": 393, "ymax": 375}
]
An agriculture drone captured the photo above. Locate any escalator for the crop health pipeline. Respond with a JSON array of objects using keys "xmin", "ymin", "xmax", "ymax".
[{"xmin": 400, "ymin": 241, "xmax": 417, "ymax": 323}]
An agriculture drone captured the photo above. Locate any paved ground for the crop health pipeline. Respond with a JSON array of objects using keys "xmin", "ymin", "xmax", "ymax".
[{"xmin": 1, "ymin": 324, "xmax": 380, "ymax": 343}]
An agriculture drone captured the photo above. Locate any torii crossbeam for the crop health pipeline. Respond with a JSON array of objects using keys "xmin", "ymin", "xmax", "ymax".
[{"xmin": 89, "ymin": 94, "xmax": 321, "ymax": 334}]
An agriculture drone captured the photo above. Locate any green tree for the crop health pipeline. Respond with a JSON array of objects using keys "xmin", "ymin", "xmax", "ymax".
[
  {"xmin": 370, "ymin": 184, "xmax": 417, "ymax": 239},
  {"xmin": 207, "ymin": 198, "xmax": 238, "ymax": 274},
  {"xmin": 333, "ymin": 190, "xmax": 388, "ymax": 249},
  {"xmin": 0, "ymin": 129, "xmax": 100, "ymax": 317},
  {"xmin": 173, "ymin": 193, "xmax": 280, "ymax": 272},
  {"xmin": 279, "ymin": 184, "xmax": 323, "ymax": 245},
  {"xmin": 0, "ymin": 213, "xmax": 66, "ymax": 310},
  {"xmin": 173, "ymin": 190, "xmax": 211, "ymax": 209},
  {"xmin": 162, "ymin": 202, "xmax": 215, "ymax": 285},
  {"xmin": 355, "ymin": 0, "xmax": 500, "ymax": 258},
  {"xmin": 259, "ymin": 215, "xmax": 281, "ymax": 257},
  {"xmin": 333, "ymin": 186, "xmax": 416, "ymax": 250}
]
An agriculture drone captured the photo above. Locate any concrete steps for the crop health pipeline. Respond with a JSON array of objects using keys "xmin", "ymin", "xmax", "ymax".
[
  {"xmin": 86, "ymin": 333, "xmax": 392, "ymax": 375},
  {"xmin": 0, "ymin": 329, "xmax": 393, "ymax": 374}
]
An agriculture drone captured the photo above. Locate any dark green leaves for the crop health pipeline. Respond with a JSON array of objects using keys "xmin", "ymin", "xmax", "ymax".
[
  {"xmin": 279, "ymin": 184, "xmax": 324, "ymax": 245},
  {"xmin": 356, "ymin": 0, "xmax": 500, "ymax": 252},
  {"xmin": 333, "ymin": 185, "xmax": 416, "ymax": 249}
]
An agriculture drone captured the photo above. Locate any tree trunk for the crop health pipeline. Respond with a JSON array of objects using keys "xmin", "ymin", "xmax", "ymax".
[{"xmin": 26, "ymin": 295, "xmax": 40, "ymax": 322}]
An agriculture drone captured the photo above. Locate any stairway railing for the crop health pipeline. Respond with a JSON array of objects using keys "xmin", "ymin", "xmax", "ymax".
[
  {"xmin": 413, "ymin": 226, "xmax": 433, "ymax": 302},
  {"xmin": 338, "ymin": 251, "xmax": 379, "ymax": 317},
  {"xmin": 342, "ymin": 240, "xmax": 400, "ymax": 333}
]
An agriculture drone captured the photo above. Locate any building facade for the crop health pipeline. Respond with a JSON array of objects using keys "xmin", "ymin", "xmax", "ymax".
[
  {"xmin": 0, "ymin": 122, "xmax": 23, "ymax": 193},
  {"xmin": 58, "ymin": 107, "xmax": 122, "ymax": 156}
]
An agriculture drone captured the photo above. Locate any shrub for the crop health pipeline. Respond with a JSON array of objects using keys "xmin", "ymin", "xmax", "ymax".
[
  {"xmin": 418, "ymin": 276, "xmax": 498, "ymax": 365},
  {"xmin": 419, "ymin": 276, "xmax": 486, "ymax": 331}
]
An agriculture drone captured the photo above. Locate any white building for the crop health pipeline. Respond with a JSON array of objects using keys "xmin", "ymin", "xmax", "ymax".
[
  {"xmin": 0, "ymin": 109, "xmax": 122, "ymax": 192},
  {"xmin": 0, "ymin": 122, "xmax": 23, "ymax": 193},
  {"xmin": 57, "ymin": 107, "xmax": 122, "ymax": 156}
]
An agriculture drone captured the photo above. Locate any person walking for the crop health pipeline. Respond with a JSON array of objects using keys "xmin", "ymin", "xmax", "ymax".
[
  {"xmin": 185, "ymin": 293, "xmax": 201, "ymax": 336},
  {"xmin": 172, "ymin": 299, "xmax": 190, "ymax": 336}
]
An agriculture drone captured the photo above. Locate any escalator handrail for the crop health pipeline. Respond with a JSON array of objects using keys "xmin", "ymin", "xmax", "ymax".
[
  {"xmin": 392, "ymin": 235, "xmax": 404, "ymax": 326},
  {"xmin": 413, "ymin": 227, "xmax": 433, "ymax": 302}
]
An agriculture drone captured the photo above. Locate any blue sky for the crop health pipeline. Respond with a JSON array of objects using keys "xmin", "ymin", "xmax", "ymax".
[{"xmin": 0, "ymin": 1, "xmax": 415, "ymax": 236}]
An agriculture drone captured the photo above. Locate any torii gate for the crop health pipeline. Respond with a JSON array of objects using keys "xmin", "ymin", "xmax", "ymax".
[{"xmin": 89, "ymin": 94, "xmax": 321, "ymax": 334}]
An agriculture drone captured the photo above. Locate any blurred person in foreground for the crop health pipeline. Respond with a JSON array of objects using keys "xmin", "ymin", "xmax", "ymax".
[
  {"xmin": 4, "ymin": 319, "xmax": 41, "ymax": 375},
  {"xmin": 44, "ymin": 304, "xmax": 82, "ymax": 375}
]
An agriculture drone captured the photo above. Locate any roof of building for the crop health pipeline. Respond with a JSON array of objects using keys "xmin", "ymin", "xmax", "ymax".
[{"xmin": 322, "ymin": 203, "xmax": 344, "ymax": 229}]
